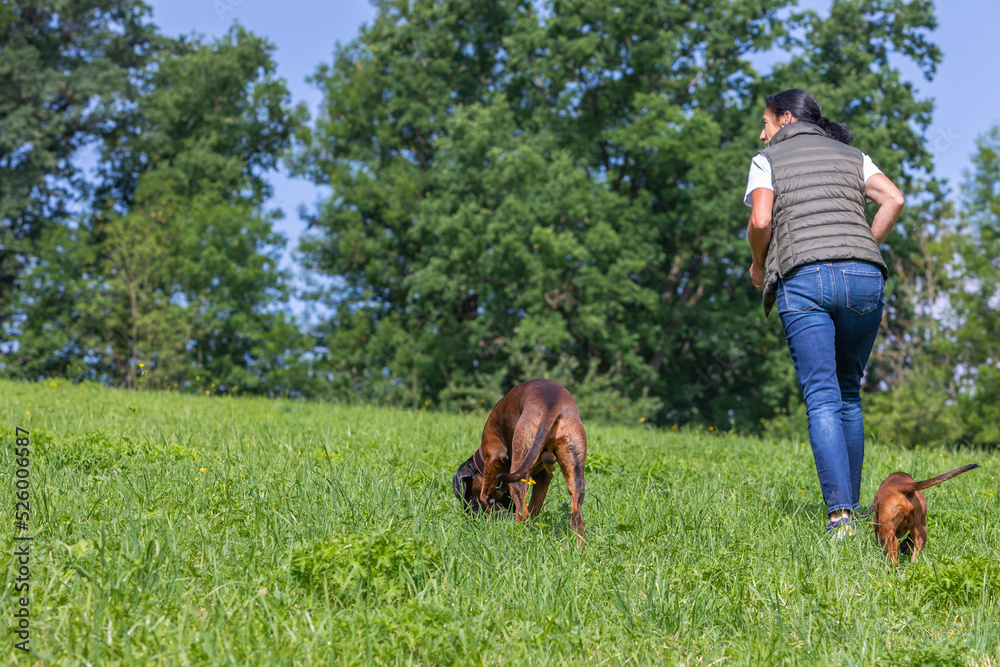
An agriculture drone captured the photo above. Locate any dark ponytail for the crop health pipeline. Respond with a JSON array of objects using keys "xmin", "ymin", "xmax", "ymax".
[
  {"xmin": 766, "ymin": 89, "xmax": 854, "ymax": 145},
  {"xmin": 816, "ymin": 115, "xmax": 853, "ymax": 145}
]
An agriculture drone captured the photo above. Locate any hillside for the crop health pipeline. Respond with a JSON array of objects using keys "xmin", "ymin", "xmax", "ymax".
[{"xmin": 2, "ymin": 380, "xmax": 997, "ymax": 664}]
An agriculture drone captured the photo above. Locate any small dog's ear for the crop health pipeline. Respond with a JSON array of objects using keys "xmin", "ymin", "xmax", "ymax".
[
  {"xmin": 453, "ymin": 456, "xmax": 477, "ymax": 503},
  {"xmin": 452, "ymin": 470, "xmax": 467, "ymax": 502}
]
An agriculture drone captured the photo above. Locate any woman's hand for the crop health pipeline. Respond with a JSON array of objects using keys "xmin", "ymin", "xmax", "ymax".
[{"xmin": 750, "ymin": 262, "xmax": 765, "ymax": 290}]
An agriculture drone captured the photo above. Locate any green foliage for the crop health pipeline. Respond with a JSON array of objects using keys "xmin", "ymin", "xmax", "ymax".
[
  {"xmin": 892, "ymin": 639, "xmax": 971, "ymax": 667},
  {"xmin": 760, "ymin": 401, "xmax": 809, "ymax": 443},
  {"xmin": 908, "ymin": 555, "xmax": 999, "ymax": 608},
  {"xmin": 0, "ymin": 0, "xmax": 161, "ymax": 314},
  {"xmin": 1, "ymin": 0, "xmax": 977, "ymax": 430},
  {"xmin": 97, "ymin": 24, "xmax": 304, "ymax": 208},
  {"xmin": 868, "ymin": 126, "xmax": 1000, "ymax": 449},
  {"xmin": 866, "ymin": 365, "xmax": 965, "ymax": 448},
  {"xmin": 3, "ymin": 379, "xmax": 999, "ymax": 664},
  {"xmin": 296, "ymin": 0, "xmax": 942, "ymax": 427},
  {"xmin": 2, "ymin": 25, "xmax": 312, "ymax": 394},
  {"xmin": 947, "ymin": 127, "xmax": 1000, "ymax": 447},
  {"xmin": 291, "ymin": 526, "xmax": 442, "ymax": 605},
  {"xmin": 439, "ymin": 339, "xmax": 663, "ymax": 426},
  {"xmin": 46, "ymin": 430, "xmax": 147, "ymax": 473}
]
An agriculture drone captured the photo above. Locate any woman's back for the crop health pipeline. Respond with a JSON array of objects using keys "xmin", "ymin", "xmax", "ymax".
[{"xmin": 758, "ymin": 121, "xmax": 886, "ymax": 314}]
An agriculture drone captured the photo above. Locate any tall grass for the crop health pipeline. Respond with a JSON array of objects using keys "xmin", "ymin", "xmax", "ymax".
[{"xmin": 2, "ymin": 379, "xmax": 998, "ymax": 665}]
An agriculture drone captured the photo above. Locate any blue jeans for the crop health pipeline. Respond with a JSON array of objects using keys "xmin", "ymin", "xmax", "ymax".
[{"xmin": 776, "ymin": 261, "xmax": 884, "ymax": 516}]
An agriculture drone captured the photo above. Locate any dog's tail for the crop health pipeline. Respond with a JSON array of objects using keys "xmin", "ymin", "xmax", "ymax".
[
  {"xmin": 902, "ymin": 463, "xmax": 980, "ymax": 493},
  {"xmin": 497, "ymin": 413, "xmax": 562, "ymax": 484}
]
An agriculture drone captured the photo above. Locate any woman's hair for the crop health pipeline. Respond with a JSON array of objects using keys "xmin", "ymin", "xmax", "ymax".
[{"xmin": 765, "ymin": 89, "xmax": 854, "ymax": 145}]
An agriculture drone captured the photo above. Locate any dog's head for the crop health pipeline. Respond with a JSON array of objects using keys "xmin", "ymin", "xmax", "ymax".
[{"xmin": 452, "ymin": 455, "xmax": 512, "ymax": 514}]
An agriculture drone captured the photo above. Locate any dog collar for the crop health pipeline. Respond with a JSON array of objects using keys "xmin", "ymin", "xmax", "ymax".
[{"xmin": 473, "ymin": 447, "xmax": 486, "ymax": 476}]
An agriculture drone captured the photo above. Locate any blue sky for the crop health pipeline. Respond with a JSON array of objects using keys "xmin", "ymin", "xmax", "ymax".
[{"xmin": 144, "ymin": 0, "xmax": 999, "ymax": 258}]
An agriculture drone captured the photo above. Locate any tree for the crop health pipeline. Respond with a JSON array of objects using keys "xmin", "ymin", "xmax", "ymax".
[
  {"xmin": 295, "ymin": 0, "xmax": 941, "ymax": 426},
  {"xmin": 867, "ymin": 127, "xmax": 1000, "ymax": 449},
  {"xmin": 947, "ymin": 128, "xmax": 1000, "ymax": 446},
  {"xmin": 0, "ymin": 0, "xmax": 161, "ymax": 321},
  {"xmin": 4, "ymin": 25, "xmax": 308, "ymax": 393},
  {"xmin": 763, "ymin": 0, "xmax": 949, "ymax": 398}
]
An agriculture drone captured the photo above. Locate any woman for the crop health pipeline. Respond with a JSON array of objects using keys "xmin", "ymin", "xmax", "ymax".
[{"xmin": 744, "ymin": 89, "xmax": 905, "ymax": 536}]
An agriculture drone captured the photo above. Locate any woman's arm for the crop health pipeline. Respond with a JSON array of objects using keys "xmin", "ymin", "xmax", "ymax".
[
  {"xmin": 865, "ymin": 173, "xmax": 905, "ymax": 245},
  {"xmin": 748, "ymin": 187, "xmax": 774, "ymax": 290}
]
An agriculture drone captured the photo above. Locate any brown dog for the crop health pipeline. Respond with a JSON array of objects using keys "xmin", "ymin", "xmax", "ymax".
[
  {"xmin": 862, "ymin": 463, "xmax": 979, "ymax": 566},
  {"xmin": 452, "ymin": 379, "xmax": 587, "ymax": 539}
]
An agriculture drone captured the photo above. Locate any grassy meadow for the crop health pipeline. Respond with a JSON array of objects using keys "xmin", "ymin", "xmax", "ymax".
[{"xmin": 2, "ymin": 379, "xmax": 998, "ymax": 665}]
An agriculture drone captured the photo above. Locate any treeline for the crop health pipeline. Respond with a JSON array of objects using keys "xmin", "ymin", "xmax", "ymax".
[{"xmin": 1, "ymin": 0, "xmax": 997, "ymax": 446}]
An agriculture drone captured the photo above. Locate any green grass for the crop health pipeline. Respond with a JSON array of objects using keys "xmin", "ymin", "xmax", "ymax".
[{"xmin": 2, "ymin": 379, "xmax": 998, "ymax": 665}]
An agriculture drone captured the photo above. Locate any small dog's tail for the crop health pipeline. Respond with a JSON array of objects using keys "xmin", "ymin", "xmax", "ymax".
[
  {"xmin": 497, "ymin": 413, "xmax": 562, "ymax": 484},
  {"xmin": 902, "ymin": 463, "xmax": 980, "ymax": 493}
]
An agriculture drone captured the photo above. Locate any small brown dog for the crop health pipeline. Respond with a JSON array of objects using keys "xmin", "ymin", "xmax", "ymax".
[
  {"xmin": 862, "ymin": 463, "xmax": 979, "ymax": 566},
  {"xmin": 452, "ymin": 379, "xmax": 587, "ymax": 539}
]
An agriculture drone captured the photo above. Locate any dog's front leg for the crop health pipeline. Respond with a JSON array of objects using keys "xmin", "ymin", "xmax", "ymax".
[
  {"xmin": 478, "ymin": 449, "xmax": 507, "ymax": 513},
  {"xmin": 509, "ymin": 479, "xmax": 529, "ymax": 521},
  {"xmin": 526, "ymin": 471, "xmax": 553, "ymax": 518},
  {"xmin": 882, "ymin": 531, "xmax": 900, "ymax": 567},
  {"xmin": 478, "ymin": 475, "xmax": 498, "ymax": 512}
]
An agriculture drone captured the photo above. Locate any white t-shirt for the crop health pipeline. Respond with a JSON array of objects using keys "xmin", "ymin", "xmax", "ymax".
[{"xmin": 743, "ymin": 153, "xmax": 883, "ymax": 207}]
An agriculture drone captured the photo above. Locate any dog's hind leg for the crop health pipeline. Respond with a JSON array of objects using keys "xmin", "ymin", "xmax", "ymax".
[
  {"xmin": 526, "ymin": 469, "xmax": 553, "ymax": 518},
  {"xmin": 555, "ymin": 428, "xmax": 586, "ymax": 542},
  {"xmin": 910, "ymin": 525, "xmax": 927, "ymax": 563}
]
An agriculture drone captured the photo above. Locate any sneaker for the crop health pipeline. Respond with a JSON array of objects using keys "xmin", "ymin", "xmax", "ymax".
[{"xmin": 826, "ymin": 516, "xmax": 856, "ymax": 539}]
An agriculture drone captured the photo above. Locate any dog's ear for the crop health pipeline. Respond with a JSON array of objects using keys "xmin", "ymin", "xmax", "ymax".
[
  {"xmin": 452, "ymin": 456, "xmax": 477, "ymax": 503},
  {"xmin": 451, "ymin": 470, "xmax": 467, "ymax": 502}
]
